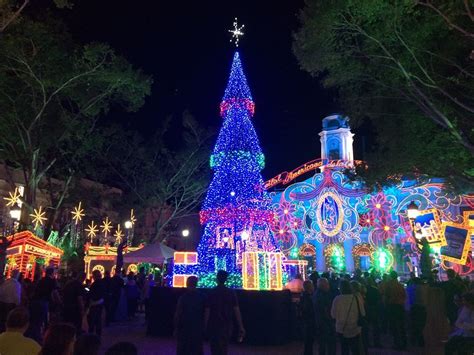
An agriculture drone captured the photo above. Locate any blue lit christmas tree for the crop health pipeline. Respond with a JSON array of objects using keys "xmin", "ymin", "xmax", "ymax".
[{"xmin": 195, "ymin": 50, "xmax": 278, "ymax": 287}]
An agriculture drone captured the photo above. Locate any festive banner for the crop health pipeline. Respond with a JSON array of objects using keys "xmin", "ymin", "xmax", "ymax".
[
  {"xmin": 440, "ymin": 222, "xmax": 471, "ymax": 265},
  {"xmin": 413, "ymin": 209, "xmax": 446, "ymax": 247}
]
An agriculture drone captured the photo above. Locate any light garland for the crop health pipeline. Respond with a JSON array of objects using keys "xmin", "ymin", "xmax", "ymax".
[{"xmin": 71, "ymin": 201, "xmax": 85, "ymax": 225}]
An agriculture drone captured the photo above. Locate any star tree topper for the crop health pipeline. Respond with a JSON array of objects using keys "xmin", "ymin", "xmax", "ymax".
[{"xmin": 228, "ymin": 17, "xmax": 245, "ymax": 47}]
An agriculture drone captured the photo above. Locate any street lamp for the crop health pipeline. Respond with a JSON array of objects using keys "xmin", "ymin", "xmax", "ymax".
[
  {"xmin": 182, "ymin": 229, "xmax": 190, "ymax": 250},
  {"xmin": 124, "ymin": 220, "xmax": 133, "ymax": 246},
  {"xmin": 9, "ymin": 203, "xmax": 21, "ymax": 222}
]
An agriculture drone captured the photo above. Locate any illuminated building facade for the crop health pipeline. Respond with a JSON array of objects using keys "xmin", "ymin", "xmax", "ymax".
[{"xmin": 270, "ymin": 115, "xmax": 474, "ymax": 275}]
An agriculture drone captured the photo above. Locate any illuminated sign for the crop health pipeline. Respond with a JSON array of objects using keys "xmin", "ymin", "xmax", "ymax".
[
  {"xmin": 413, "ymin": 209, "xmax": 446, "ymax": 248},
  {"xmin": 441, "ymin": 222, "xmax": 471, "ymax": 265},
  {"xmin": 25, "ymin": 244, "xmax": 62, "ymax": 259},
  {"xmin": 265, "ymin": 159, "xmax": 364, "ymax": 189}
]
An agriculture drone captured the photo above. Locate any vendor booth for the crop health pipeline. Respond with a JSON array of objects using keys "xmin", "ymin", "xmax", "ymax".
[
  {"xmin": 84, "ymin": 243, "xmax": 142, "ymax": 278},
  {"xmin": 6, "ymin": 231, "xmax": 63, "ymax": 279},
  {"xmin": 123, "ymin": 242, "xmax": 175, "ymax": 264}
]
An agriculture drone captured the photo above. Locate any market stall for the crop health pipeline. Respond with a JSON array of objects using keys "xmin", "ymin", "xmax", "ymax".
[
  {"xmin": 84, "ymin": 243, "xmax": 142, "ymax": 278},
  {"xmin": 6, "ymin": 231, "xmax": 63, "ymax": 279}
]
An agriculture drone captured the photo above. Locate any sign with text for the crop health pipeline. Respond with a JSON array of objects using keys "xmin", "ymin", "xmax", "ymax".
[{"xmin": 440, "ymin": 222, "xmax": 471, "ymax": 265}]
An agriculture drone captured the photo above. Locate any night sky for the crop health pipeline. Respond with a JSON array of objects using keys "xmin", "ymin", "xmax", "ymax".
[{"xmin": 55, "ymin": 0, "xmax": 343, "ymax": 179}]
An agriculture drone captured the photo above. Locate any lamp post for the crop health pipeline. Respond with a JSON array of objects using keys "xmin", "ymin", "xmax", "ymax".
[
  {"xmin": 124, "ymin": 220, "xmax": 133, "ymax": 246},
  {"xmin": 9, "ymin": 203, "xmax": 21, "ymax": 233},
  {"xmin": 182, "ymin": 229, "xmax": 190, "ymax": 250}
]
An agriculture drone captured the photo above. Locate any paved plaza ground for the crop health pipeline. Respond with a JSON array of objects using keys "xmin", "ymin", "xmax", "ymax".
[{"xmin": 100, "ymin": 315, "xmax": 445, "ymax": 355}]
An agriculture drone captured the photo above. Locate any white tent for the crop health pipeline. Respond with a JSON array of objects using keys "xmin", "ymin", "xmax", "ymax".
[{"xmin": 123, "ymin": 243, "xmax": 176, "ymax": 264}]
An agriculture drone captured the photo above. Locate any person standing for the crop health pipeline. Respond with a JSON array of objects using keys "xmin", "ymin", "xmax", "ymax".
[
  {"xmin": 0, "ymin": 270, "xmax": 22, "ymax": 332},
  {"xmin": 205, "ymin": 270, "xmax": 245, "ymax": 355},
  {"xmin": 384, "ymin": 271, "xmax": 407, "ymax": 350},
  {"xmin": 125, "ymin": 273, "xmax": 140, "ymax": 319},
  {"xmin": 444, "ymin": 292, "xmax": 474, "ymax": 354},
  {"xmin": 174, "ymin": 276, "xmax": 206, "ymax": 355},
  {"xmin": 365, "ymin": 277, "xmax": 382, "ymax": 348},
  {"xmin": 300, "ymin": 280, "xmax": 316, "ymax": 355},
  {"xmin": 87, "ymin": 270, "xmax": 105, "ymax": 337},
  {"xmin": 313, "ymin": 277, "xmax": 336, "ymax": 355},
  {"xmin": 142, "ymin": 274, "xmax": 155, "ymax": 322},
  {"xmin": 102, "ymin": 270, "xmax": 113, "ymax": 326},
  {"xmin": 331, "ymin": 280, "xmax": 364, "ymax": 355},
  {"xmin": 32, "ymin": 267, "xmax": 61, "ymax": 329},
  {"xmin": 62, "ymin": 271, "xmax": 86, "ymax": 335},
  {"xmin": 0, "ymin": 306, "xmax": 41, "ymax": 355}
]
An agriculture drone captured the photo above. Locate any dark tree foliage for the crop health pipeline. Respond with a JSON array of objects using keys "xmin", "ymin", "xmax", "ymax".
[
  {"xmin": 0, "ymin": 18, "xmax": 152, "ymax": 231},
  {"xmin": 294, "ymin": 0, "xmax": 474, "ymax": 191}
]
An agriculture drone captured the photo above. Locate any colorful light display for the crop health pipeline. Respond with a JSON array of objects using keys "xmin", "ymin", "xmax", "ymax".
[
  {"xmin": 371, "ymin": 247, "xmax": 394, "ymax": 273},
  {"xmin": 242, "ymin": 251, "xmax": 283, "ymax": 290},
  {"xmin": 173, "ymin": 49, "xmax": 280, "ymax": 289}
]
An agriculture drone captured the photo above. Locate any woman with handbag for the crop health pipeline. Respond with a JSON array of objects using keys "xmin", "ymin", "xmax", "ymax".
[{"xmin": 331, "ymin": 280, "xmax": 366, "ymax": 355}]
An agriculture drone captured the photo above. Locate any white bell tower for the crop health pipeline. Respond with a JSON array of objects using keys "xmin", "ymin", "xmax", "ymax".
[{"xmin": 319, "ymin": 114, "xmax": 354, "ymax": 163}]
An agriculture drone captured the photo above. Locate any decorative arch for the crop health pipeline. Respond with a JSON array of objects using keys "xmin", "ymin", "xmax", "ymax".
[
  {"xmin": 299, "ymin": 243, "xmax": 316, "ymax": 257},
  {"xmin": 92, "ymin": 264, "xmax": 105, "ymax": 275},
  {"xmin": 352, "ymin": 243, "xmax": 375, "ymax": 270},
  {"xmin": 324, "ymin": 244, "xmax": 345, "ymax": 272},
  {"xmin": 127, "ymin": 263, "xmax": 138, "ymax": 275}
]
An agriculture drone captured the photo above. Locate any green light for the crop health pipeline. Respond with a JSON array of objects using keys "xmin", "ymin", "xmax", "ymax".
[{"xmin": 379, "ymin": 251, "xmax": 387, "ymax": 269}]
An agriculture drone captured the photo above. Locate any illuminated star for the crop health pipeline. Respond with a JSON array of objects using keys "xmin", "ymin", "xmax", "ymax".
[
  {"xmin": 130, "ymin": 209, "xmax": 137, "ymax": 225},
  {"xmin": 30, "ymin": 206, "xmax": 47, "ymax": 229},
  {"xmin": 4, "ymin": 187, "xmax": 21, "ymax": 207},
  {"xmin": 85, "ymin": 221, "xmax": 99, "ymax": 240},
  {"xmin": 228, "ymin": 17, "xmax": 245, "ymax": 47},
  {"xmin": 101, "ymin": 217, "xmax": 112, "ymax": 237},
  {"xmin": 71, "ymin": 202, "xmax": 85, "ymax": 225},
  {"xmin": 114, "ymin": 224, "xmax": 124, "ymax": 244}
]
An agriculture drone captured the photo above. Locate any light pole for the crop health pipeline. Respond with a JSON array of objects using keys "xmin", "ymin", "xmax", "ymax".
[
  {"xmin": 182, "ymin": 229, "xmax": 190, "ymax": 250},
  {"xmin": 9, "ymin": 203, "xmax": 21, "ymax": 233},
  {"xmin": 124, "ymin": 220, "xmax": 133, "ymax": 246}
]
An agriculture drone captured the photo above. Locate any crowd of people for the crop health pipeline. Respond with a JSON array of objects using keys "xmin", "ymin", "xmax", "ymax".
[
  {"xmin": 288, "ymin": 268, "xmax": 474, "ymax": 355},
  {"xmin": 0, "ymin": 266, "xmax": 156, "ymax": 355},
  {"xmin": 0, "ymin": 264, "xmax": 473, "ymax": 355}
]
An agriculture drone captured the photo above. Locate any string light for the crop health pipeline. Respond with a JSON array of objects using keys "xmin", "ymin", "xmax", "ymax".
[
  {"xmin": 174, "ymin": 50, "xmax": 279, "ymax": 288},
  {"xmin": 114, "ymin": 224, "xmax": 124, "ymax": 244},
  {"xmin": 85, "ymin": 221, "xmax": 98, "ymax": 241},
  {"xmin": 228, "ymin": 17, "xmax": 245, "ymax": 47},
  {"xmin": 4, "ymin": 187, "xmax": 21, "ymax": 207},
  {"xmin": 71, "ymin": 202, "xmax": 85, "ymax": 225},
  {"xmin": 130, "ymin": 209, "xmax": 137, "ymax": 225},
  {"xmin": 101, "ymin": 217, "xmax": 112, "ymax": 239},
  {"xmin": 30, "ymin": 206, "xmax": 47, "ymax": 229}
]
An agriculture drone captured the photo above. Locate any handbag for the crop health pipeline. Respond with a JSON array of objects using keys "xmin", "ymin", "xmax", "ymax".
[
  {"xmin": 340, "ymin": 296, "xmax": 354, "ymax": 335},
  {"xmin": 355, "ymin": 295, "xmax": 368, "ymax": 328}
]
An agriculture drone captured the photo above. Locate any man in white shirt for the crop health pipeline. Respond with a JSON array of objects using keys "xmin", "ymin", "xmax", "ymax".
[{"xmin": 0, "ymin": 270, "xmax": 22, "ymax": 306}]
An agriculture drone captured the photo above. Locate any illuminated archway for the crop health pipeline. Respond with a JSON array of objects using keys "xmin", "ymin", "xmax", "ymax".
[
  {"xmin": 352, "ymin": 243, "xmax": 375, "ymax": 271},
  {"xmin": 324, "ymin": 244, "xmax": 345, "ymax": 272},
  {"xmin": 92, "ymin": 264, "xmax": 105, "ymax": 275},
  {"xmin": 127, "ymin": 263, "xmax": 138, "ymax": 275}
]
